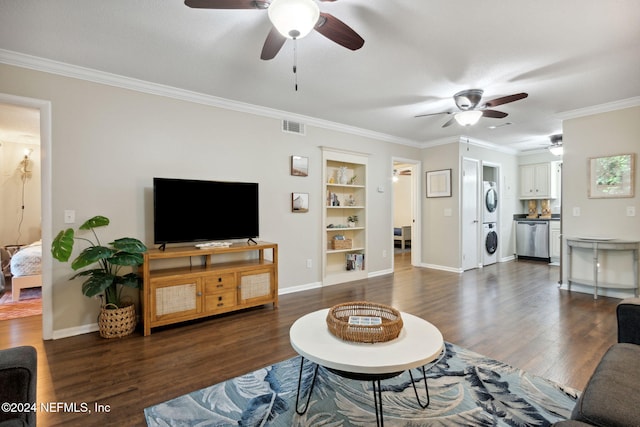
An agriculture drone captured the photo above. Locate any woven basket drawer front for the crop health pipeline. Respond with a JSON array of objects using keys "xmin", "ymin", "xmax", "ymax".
[
  {"xmin": 155, "ymin": 282, "xmax": 198, "ymax": 317},
  {"xmin": 240, "ymin": 272, "xmax": 271, "ymax": 300},
  {"xmin": 204, "ymin": 273, "xmax": 236, "ymax": 293},
  {"xmin": 204, "ymin": 290, "xmax": 237, "ymax": 312}
]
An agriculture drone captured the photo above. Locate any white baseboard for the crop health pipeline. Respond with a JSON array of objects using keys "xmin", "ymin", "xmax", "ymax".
[
  {"xmin": 420, "ymin": 263, "xmax": 463, "ymax": 273},
  {"xmin": 369, "ymin": 268, "xmax": 393, "ymax": 278},
  {"xmin": 52, "ymin": 323, "xmax": 99, "ymax": 340},
  {"xmin": 278, "ymin": 281, "xmax": 322, "ymax": 295}
]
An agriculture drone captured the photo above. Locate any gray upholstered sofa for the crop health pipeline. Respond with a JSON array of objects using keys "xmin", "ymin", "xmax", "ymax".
[
  {"xmin": 553, "ymin": 298, "xmax": 640, "ymax": 427},
  {"xmin": 0, "ymin": 346, "xmax": 37, "ymax": 427}
]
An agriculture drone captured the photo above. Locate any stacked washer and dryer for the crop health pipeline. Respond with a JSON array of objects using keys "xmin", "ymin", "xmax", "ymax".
[{"xmin": 482, "ymin": 181, "xmax": 499, "ymax": 266}]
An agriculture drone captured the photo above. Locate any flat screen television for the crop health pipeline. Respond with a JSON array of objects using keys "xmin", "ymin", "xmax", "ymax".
[{"xmin": 153, "ymin": 177, "xmax": 259, "ymax": 245}]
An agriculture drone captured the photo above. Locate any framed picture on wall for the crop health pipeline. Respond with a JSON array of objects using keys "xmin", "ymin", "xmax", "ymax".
[
  {"xmin": 290, "ymin": 155, "xmax": 309, "ymax": 177},
  {"xmin": 588, "ymin": 153, "xmax": 635, "ymax": 198},
  {"xmin": 426, "ymin": 169, "xmax": 452, "ymax": 198},
  {"xmin": 292, "ymin": 192, "xmax": 309, "ymax": 212}
]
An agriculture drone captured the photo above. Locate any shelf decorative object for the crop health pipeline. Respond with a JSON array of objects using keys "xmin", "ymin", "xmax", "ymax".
[
  {"xmin": 326, "ymin": 301, "xmax": 403, "ymax": 343},
  {"xmin": 331, "ymin": 236, "xmax": 352, "ymax": 250},
  {"xmin": 338, "ymin": 166, "xmax": 348, "ymax": 184}
]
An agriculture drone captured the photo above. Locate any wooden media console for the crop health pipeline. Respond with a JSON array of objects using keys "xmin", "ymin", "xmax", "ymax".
[{"xmin": 141, "ymin": 241, "xmax": 278, "ymax": 336}]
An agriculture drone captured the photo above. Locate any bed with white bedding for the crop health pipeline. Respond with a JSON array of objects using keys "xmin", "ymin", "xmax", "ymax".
[{"xmin": 9, "ymin": 241, "xmax": 42, "ymax": 301}]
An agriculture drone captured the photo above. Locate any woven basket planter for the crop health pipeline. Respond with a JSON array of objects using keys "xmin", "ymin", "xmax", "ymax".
[
  {"xmin": 98, "ymin": 303, "xmax": 136, "ymax": 339},
  {"xmin": 326, "ymin": 301, "xmax": 403, "ymax": 343}
]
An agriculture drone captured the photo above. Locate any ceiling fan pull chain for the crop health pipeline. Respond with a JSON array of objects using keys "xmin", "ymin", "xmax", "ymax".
[{"xmin": 293, "ymin": 38, "xmax": 298, "ymax": 91}]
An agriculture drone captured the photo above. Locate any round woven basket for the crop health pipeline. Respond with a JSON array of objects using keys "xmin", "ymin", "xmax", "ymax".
[
  {"xmin": 98, "ymin": 303, "xmax": 136, "ymax": 339},
  {"xmin": 326, "ymin": 301, "xmax": 403, "ymax": 343}
]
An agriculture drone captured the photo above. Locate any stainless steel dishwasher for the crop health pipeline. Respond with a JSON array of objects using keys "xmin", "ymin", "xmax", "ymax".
[{"xmin": 516, "ymin": 220, "xmax": 550, "ymax": 258}]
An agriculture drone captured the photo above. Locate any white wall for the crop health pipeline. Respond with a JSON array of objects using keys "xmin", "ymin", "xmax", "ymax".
[
  {"xmin": 562, "ymin": 106, "xmax": 640, "ymax": 297},
  {"xmin": 0, "ymin": 62, "xmax": 421, "ymax": 334},
  {"xmin": 0, "ymin": 141, "xmax": 41, "ymax": 245}
]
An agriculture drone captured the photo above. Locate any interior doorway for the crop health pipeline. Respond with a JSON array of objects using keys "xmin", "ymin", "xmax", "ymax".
[
  {"xmin": 392, "ymin": 158, "xmax": 420, "ymax": 269},
  {"xmin": 0, "ymin": 93, "xmax": 52, "ymax": 339}
]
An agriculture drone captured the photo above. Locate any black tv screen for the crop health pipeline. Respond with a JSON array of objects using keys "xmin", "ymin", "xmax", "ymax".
[{"xmin": 153, "ymin": 178, "xmax": 259, "ymax": 244}]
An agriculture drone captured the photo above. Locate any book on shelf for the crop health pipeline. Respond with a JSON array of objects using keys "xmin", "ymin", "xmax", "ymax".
[{"xmin": 346, "ymin": 253, "xmax": 365, "ymax": 271}]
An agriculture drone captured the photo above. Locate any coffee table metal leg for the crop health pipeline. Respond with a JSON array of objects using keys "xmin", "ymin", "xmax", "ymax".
[
  {"xmin": 372, "ymin": 379, "xmax": 384, "ymax": 427},
  {"xmin": 408, "ymin": 366, "xmax": 430, "ymax": 408},
  {"xmin": 295, "ymin": 357, "xmax": 319, "ymax": 415}
]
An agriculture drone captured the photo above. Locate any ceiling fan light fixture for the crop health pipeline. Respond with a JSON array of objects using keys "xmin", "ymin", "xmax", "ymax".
[
  {"xmin": 454, "ymin": 110, "xmax": 483, "ymax": 126},
  {"xmin": 268, "ymin": 0, "xmax": 320, "ymax": 39},
  {"xmin": 549, "ymin": 145, "xmax": 563, "ymax": 156},
  {"xmin": 549, "ymin": 134, "xmax": 563, "ymax": 156}
]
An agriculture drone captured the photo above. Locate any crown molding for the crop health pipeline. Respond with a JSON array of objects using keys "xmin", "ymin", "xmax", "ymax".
[
  {"xmin": 0, "ymin": 49, "xmax": 421, "ymax": 148},
  {"xmin": 421, "ymin": 135, "xmax": 518, "ymax": 155},
  {"xmin": 556, "ymin": 96, "xmax": 640, "ymax": 121}
]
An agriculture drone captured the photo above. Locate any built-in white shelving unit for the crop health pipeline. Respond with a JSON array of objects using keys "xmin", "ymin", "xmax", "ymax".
[{"xmin": 322, "ymin": 148, "xmax": 368, "ymax": 286}]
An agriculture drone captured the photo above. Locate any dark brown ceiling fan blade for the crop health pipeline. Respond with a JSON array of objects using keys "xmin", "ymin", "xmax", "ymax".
[
  {"xmin": 482, "ymin": 109, "xmax": 508, "ymax": 119},
  {"xmin": 184, "ymin": 0, "xmax": 269, "ymax": 9},
  {"xmin": 415, "ymin": 111, "xmax": 453, "ymax": 118},
  {"xmin": 483, "ymin": 92, "xmax": 528, "ymax": 108},
  {"xmin": 260, "ymin": 27, "xmax": 287, "ymax": 60},
  {"xmin": 442, "ymin": 116, "xmax": 456, "ymax": 128},
  {"xmin": 314, "ymin": 12, "xmax": 364, "ymax": 51}
]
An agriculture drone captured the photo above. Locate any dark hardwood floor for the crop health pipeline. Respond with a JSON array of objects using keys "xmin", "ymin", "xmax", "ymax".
[{"xmin": 0, "ymin": 254, "xmax": 621, "ymax": 426}]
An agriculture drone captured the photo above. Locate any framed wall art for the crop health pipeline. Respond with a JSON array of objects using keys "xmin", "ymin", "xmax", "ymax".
[
  {"xmin": 292, "ymin": 192, "xmax": 309, "ymax": 213},
  {"xmin": 426, "ymin": 169, "xmax": 452, "ymax": 198},
  {"xmin": 290, "ymin": 155, "xmax": 309, "ymax": 177},
  {"xmin": 588, "ymin": 153, "xmax": 635, "ymax": 198}
]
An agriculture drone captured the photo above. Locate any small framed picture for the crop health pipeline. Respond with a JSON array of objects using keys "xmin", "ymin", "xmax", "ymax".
[
  {"xmin": 290, "ymin": 155, "xmax": 309, "ymax": 177},
  {"xmin": 588, "ymin": 153, "xmax": 635, "ymax": 198},
  {"xmin": 426, "ymin": 169, "xmax": 452, "ymax": 198},
  {"xmin": 292, "ymin": 192, "xmax": 309, "ymax": 213}
]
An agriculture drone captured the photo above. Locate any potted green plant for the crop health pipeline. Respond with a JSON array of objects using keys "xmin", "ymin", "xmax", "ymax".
[{"xmin": 51, "ymin": 215, "xmax": 147, "ymax": 338}]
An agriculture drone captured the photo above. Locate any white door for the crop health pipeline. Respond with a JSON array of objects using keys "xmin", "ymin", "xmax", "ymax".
[{"xmin": 462, "ymin": 158, "xmax": 480, "ymax": 270}]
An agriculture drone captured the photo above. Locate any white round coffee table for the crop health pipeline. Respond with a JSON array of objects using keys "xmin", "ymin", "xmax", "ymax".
[{"xmin": 289, "ymin": 308, "xmax": 444, "ymax": 426}]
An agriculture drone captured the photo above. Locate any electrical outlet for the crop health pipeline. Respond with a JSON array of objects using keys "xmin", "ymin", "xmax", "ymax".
[
  {"xmin": 306, "ymin": 259, "xmax": 312, "ymax": 268},
  {"xmin": 627, "ymin": 206, "xmax": 636, "ymax": 217},
  {"xmin": 382, "ymin": 250, "xmax": 387, "ymax": 258}
]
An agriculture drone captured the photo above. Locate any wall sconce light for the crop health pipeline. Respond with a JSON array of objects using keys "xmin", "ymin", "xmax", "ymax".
[
  {"xmin": 20, "ymin": 148, "xmax": 33, "ymax": 179},
  {"xmin": 392, "ymin": 169, "xmax": 399, "ymax": 183}
]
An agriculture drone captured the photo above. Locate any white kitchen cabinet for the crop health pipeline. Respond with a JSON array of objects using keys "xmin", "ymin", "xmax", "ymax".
[
  {"xmin": 519, "ymin": 163, "xmax": 558, "ymax": 199},
  {"xmin": 549, "ymin": 220, "xmax": 561, "ymax": 263}
]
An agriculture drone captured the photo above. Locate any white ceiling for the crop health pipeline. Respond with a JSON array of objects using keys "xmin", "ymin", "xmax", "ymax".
[{"xmin": 0, "ymin": 0, "xmax": 639, "ymax": 152}]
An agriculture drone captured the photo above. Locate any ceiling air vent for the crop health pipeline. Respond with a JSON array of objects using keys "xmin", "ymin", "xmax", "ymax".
[{"xmin": 282, "ymin": 120, "xmax": 305, "ymax": 135}]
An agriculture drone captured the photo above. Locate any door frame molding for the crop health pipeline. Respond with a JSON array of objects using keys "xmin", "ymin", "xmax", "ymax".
[
  {"xmin": 391, "ymin": 157, "xmax": 421, "ymax": 269},
  {"xmin": 0, "ymin": 92, "xmax": 53, "ymax": 339}
]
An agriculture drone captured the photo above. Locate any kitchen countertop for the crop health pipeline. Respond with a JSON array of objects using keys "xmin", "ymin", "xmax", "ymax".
[{"xmin": 513, "ymin": 214, "xmax": 561, "ymax": 221}]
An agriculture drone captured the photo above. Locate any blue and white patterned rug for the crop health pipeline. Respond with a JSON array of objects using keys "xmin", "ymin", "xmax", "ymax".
[{"xmin": 144, "ymin": 342, "xmax": 579, "ymax": 426}]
